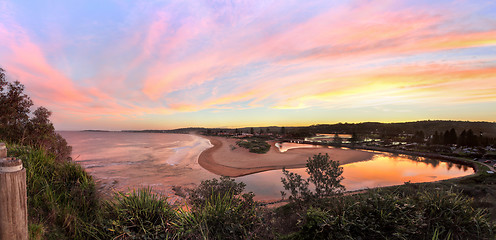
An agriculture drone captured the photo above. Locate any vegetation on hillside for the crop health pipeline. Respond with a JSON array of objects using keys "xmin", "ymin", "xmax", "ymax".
[
  {"xmin": 7, "ymin": 144, "xmax": 99, "ymax": 239},
  {"xmin": 288, "ymin": 188, "xmax": 495, "ymax": 240}
]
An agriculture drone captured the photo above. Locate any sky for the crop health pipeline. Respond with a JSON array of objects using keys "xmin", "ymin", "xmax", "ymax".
[{"xmin": 0, "ymin": 0, "xmax": 495, "ymax": 130}]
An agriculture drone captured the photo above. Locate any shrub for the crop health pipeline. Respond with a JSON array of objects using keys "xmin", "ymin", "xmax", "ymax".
[
  {"xmin": 188, "ymin": 176, "xmax": 247, "ymax": 207},
  {"xmin": 7, "ymin": 144, "xmax": 99, "ymax": 239},
  {"xmin": 281, "ymin": 153, "xmax": 345, "ymax": 205},
  {"xmin": 101, "ymin": 188, "xmax": 177, "ymax": 239},
  {"xmin": 180, "ymin": 177, "xmax": 271, "ymax": 239},
  {"xmin": 236, "ymin": 138, "xmax": 271, "ymax": 154},
  {"xmin": 417, "ymin": 189, "xmax": 495, "ymax": 239},
  {"xmin": 290, "ymin": 189, "xmax": 496, "ymax": 240}
]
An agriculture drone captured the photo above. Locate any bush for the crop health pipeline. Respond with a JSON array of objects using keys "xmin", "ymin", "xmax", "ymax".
[
  {"xmin": 8, "ymin": 144, "xmax": 99, "ymax": 239},
  {"xmin": 101, "ymin": 188, "xmax": 177, "ymax": 239},
  {"xmin": 180, "ymin": 176, "xmax": 271, "ymax": 239},
  {"xmin": 290, "ymin": 189, "xmax": 496, "ymax": 240},
  {"xmin": 236, "ymin": 138, "xmax": 271, "ymax": 154},
  {"xmin": 178, "ymin": 191, "xmax": 266, "ymax": 239},
  {"xmin": 281, "ymin": 153, "xmax": 345, "ymax": 206},
  {"xmin": 188, "ymin": 176, "xmax": 247, "ymax": 207},
  {"xmin": 417, "ymin": 190, "xmax": 495, "ymax": 239}
]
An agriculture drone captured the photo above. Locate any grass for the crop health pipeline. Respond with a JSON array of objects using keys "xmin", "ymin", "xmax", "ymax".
[
  {"xmin": 177, "ymin": 191, "xmax": 267, "ymax": 239},
  {"xmin": 7, "ymin": 143, "xmax": 100, "ymax": 239},
  {"xmin": 98, "ymin": 188, "xmax": 177, "ymax": 239}
]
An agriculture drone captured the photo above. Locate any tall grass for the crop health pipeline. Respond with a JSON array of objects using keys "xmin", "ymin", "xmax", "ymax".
[
  {"xmin": 7, "ymin": 143, "xmax": 100, "ymax": 239},
  {"xmin": 176, "ymin": 191, "xmax": 270, "ymax": 239},
  {"xmin": 100, "ymin": 187, "xmax": 177, "ymax": 239},
  {"xmin": 288, "ymin": 188, "xmax": 495, "ymax": 240}
]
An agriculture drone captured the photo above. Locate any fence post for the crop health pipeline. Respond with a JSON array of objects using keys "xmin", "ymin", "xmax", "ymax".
[{"xmin": 0, "ymin": 143, "xmax": 28, "ymax": 240}]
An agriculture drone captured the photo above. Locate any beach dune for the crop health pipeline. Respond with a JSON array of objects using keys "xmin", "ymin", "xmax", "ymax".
[{"xmin": 198, "ymin": 136, "xmax": 374, "ymax": 177}]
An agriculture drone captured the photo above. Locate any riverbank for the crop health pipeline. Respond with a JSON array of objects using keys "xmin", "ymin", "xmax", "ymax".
[{"xmin": 198, "ymin": 136, "xmax": 374, "ymax": 177}]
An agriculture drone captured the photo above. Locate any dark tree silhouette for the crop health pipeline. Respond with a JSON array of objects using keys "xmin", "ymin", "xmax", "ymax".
[{"xmin": 0, "ymin": 67, "xmax": 72, "ymax": 161}]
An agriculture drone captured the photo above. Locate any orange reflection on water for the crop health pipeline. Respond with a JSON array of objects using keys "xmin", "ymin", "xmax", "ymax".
[
  {"xmin": 341, "ymin": 154, "xmax": 473, "ymax": 191},
  {"xmin": 239, "ymin": 153, "xmax": 474, "ymax": 200}
]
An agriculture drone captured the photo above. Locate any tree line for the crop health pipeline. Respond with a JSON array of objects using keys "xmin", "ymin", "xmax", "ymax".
[{"xmin": 427, "ymin": 128, "xmax": 490, "ymax": 147}]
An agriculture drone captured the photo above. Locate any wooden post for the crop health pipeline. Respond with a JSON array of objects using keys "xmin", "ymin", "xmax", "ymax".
[
  {"xmin": 0, "ymin": 143, "xmax": 5, "ymax": 158},
  {"xmin": 0, "ymin": 143, "xmax": 28, "ymax": 240}
]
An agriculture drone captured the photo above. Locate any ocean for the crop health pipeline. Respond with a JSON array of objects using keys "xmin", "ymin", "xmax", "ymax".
[{"xmin": 59, "ymin": 131, "xmax": 217, "ymax": 201}]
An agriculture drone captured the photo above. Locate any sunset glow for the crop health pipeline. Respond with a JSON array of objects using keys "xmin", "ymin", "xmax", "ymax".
[{"xmin": 1, "ymin": 1, "xmax": 495, "ymax": 130}]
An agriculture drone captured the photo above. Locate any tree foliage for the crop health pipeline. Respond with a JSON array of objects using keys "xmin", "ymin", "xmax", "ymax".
[
  {"xmin": 188, "ymin": 176, "xmax": 249, "ymax": 207},
  {"xmin": 182, "ymin": 176, "xmax": 270, "ymax": 239},
  {"xmin": 0, "ymin": 68, "xmax": 71, "ymax": 161},
  {"xmin": 236, "ymin": 138, "xmax": 271, "ymax": 153},
  {"xmin": 293, "ymin": 189, "xmax": 495, "ymax": 240},
  {"xmin": 282, "ymin": 153, "xmax": 345, "ymax": 205},
  {"xmin": 0, "ymin": 69, "xmax": 33, "ymax": 141}
]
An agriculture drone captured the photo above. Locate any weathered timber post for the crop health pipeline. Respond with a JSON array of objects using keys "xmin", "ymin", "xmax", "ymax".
[{"xmin": 0, "ymin": 143, "xmax": 28, "ymax": 240}]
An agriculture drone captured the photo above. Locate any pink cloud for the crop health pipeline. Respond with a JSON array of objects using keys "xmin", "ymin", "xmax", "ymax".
[{"xmin": 0, "ymin": 23, "xmax": 91, "ymax": 104}]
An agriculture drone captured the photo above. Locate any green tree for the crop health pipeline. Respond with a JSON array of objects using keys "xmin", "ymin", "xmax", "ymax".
[
  {"xmin": 0, "ymin": 68, "xmax": 33, "ymax": 142},
  {"xmin": 443, "ymin": 130, "xmax": 450, "ymax": 145},
  {"xmin": 281, "ymin": 153, "xmax": 345, "ymax": 205},
  {"xmin": 432, "ymin": 131, "xmax": 441, "ymax": 145},
  {"xmin": 458, "ymin": 130, "xmax": 467, "ymax": 146},
  {"xmin": 0, "ymin": 68, "xmax": 71, "ymax": 161},
  {"xmin": 449, "ymin": 128, "xmax": 457, "ymax": 145},
  {"xmin": 250, "ymin": 127, "xmax": 254, "ymax": 134},
  {"xmin": 443, "ymin": 128, "xmax": 457, "ymax": 145},
  {"xmin": 466, "ymin": 129, "xmax": 478, "ymax": 147},
  {"xmin": 307, "ymin": 153, "xmax": 345, "ymax": 198}
]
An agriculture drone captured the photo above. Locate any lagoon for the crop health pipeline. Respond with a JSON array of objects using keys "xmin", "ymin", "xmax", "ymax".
[{"xmin": 238, "ymin": 151, "xmax": 472, "ymax": 200}]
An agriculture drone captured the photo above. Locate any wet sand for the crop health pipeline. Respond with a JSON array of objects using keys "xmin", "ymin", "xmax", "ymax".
[{"xmin": 198, "ymin": 136, "xmax": 374, "ymax": 177}]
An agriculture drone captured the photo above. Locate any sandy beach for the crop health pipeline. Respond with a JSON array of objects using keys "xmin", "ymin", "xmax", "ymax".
[{"xmin": 198, "ymin": 136, "xmax": 375, "ymax": 177}]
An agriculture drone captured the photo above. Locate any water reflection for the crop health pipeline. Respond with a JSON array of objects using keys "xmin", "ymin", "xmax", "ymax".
[{"xmin": 237, "ymin": 153, "xmax": 473, "ymax": 200}]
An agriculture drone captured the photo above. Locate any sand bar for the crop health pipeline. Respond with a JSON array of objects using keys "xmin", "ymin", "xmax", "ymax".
[{"xmin": 198, "ymin": 136, "xmax": 374, "ymax": 177}]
